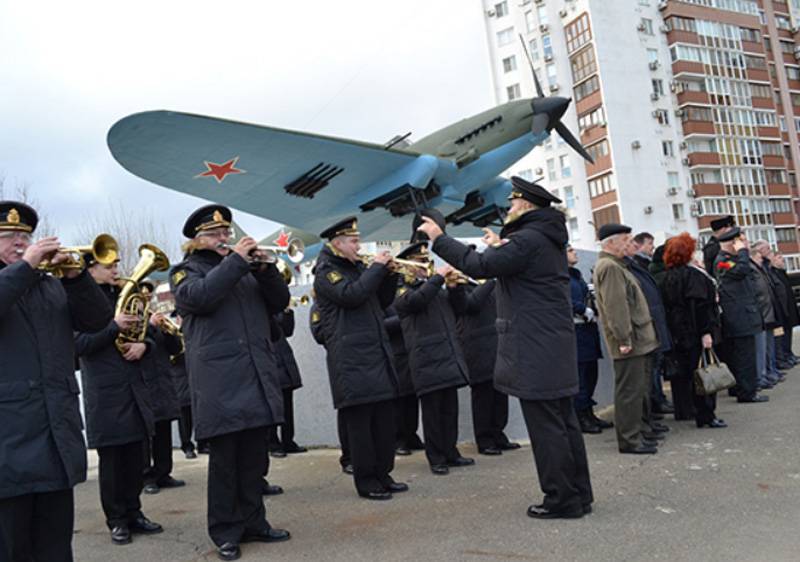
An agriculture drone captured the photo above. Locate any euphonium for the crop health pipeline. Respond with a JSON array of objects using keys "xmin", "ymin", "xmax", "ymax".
[
  {"xmin": 114, "ymin": 244, "xmax": 170, "ymax": 353},
  {"xmin": 38, "ymin": 233, "xmax": 119, "ymax": 277},
  {"xmin": 217, "ymin": 238, "xmax": 305, "ymax": 264}
]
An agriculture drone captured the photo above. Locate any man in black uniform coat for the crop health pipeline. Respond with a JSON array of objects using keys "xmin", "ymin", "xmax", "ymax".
[
  {"xmin": 703, "ymin": 216, "xmax": 735, "ymax": 276},
  {"xmin": 713, "ymin": 228, "xmax": 769, "ymax": 403},
  {"xmin": 76, "ymin": 249, "xmax": 164, "ymax": 546},
  {"xmin": 394, "ymin": 243, "xmax": 473, "ymax": 474},
  {"xmin": 418, "ymin": 177, "xmax": 593, "ymax": 519},
  {"xmin": 141, "ymin": 307, "xmax": 186, "ymax": 494},
  {"xmin": 170, "ymin": 205, "xmax": 291, "ymax": 561},
  {"xmin": 384, "ymin": 304, "xmax": 425, "ymax": 455},
  {"xmin": 267, "ymin": 309, "xmax": 307, "ymax": 457},
  {"xmin": 313, "ymin": 217, "xmax": 407, "ymax": 500},
  {"xmin": 167, "ymin": 313, "xmax": 197, "ymax": 458},
  {"xmin": 449, "ymin": 278, "xmax": 519, "ymax": 455},
  {"xmin": 0, "ymin": 202, "xmax": 111, "ymax": 562}
]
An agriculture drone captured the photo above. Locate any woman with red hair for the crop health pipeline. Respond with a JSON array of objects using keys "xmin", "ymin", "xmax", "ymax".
[{"xmin": 661, "ymin": 233, "xmax": 726, "ymax": 428}]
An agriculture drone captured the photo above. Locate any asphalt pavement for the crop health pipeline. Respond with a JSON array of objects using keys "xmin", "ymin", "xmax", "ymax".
[{"xmin": 73, "ymin": 367, "xmax": 800, "ymax": 562}]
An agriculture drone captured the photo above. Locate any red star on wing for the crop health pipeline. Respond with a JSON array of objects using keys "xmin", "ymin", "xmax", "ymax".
[
  {"xmin": 275, "ymin": 230, "xmax": 291, "ymax": 248},
  {"xmin": 195, "ymin": 157, "xmax": 245, "ymax": 183}
]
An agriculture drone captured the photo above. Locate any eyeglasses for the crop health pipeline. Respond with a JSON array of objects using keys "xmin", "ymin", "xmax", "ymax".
[
  {"xmin": 196, "ymin": 228, "xmax": 234, "ymax": 240},
  {"xmin": 0, "ymin": 231, "xmax": 32, "ymax": 242}
]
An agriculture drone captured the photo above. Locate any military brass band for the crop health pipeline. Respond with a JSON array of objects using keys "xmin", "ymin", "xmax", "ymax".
[{"xmin": 5, "ymin": 173, "xmax": 794, "ymax": 562}]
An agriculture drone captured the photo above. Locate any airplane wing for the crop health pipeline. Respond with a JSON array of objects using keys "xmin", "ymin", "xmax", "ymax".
[{"xmin": 107, "ymin": 110, "xmax": 424, "ymax": 237}]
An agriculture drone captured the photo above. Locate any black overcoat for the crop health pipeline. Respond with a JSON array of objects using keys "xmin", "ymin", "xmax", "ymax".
[
  {"xmin": 431, "ymin": 207, "xmax": 579, "ymax": 401},
  {"xmin": 170, "ymin": 249, "xmax": 289, "ymax": 440},
  {"xmin": 395, "ymin": 274, "xmax": 469, "ymax": 395},
  {"xmin": 713, "ymin": 250, "xmax": 763, "ymax": 338},
  {"xmin": 76, "ymin": 285, "xmax": 156, "ymax": 449},
  {"xmin": 0, "ymin": 263, "xmax": 110, "ymax": 499},
  {"xmin": 169, "ymin": 353, "xmax": 191, "ymax": 408},
  {"xmin": 312, "ymin": 245, "xmax": 399, "ymax": 410},
  {"xmin": 626, "ymin": 257, "xmax": 672, "ymax": 353},
  {"xmin": 568, "ymin": 267, "xmax": 602, "ymax": 363},
  {"xmin": 384, "ymin": 305, "xmax": 416, "ymax": 397},
  {"xmin": 141, "ymin": 326, "xmax": 182, "ymax": 422},
  {"xmin": 448, "ymin": 280, "xmax": 498, "ymax": 385},
  {"xmin": 772, "ymin": 267, "xmax": 800, "ymax": 327},
  {"xmin": 274, "ymin": 310, "xmax": 302, "ymax": 390}
]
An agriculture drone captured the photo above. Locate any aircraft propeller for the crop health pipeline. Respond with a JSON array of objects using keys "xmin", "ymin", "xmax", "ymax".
[{"xmin": 519, "ymin": 35, "xmax": 594, "ymax": 164}]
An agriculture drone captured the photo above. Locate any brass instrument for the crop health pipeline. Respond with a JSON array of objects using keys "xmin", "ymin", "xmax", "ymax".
[
  {"xmin": 156, "ymin": 315, "xmax": 186, "ymax": 362},
  {"xmin": 445, "ymin": 270, "xmax": 486, "ymax": 286},
  {"xmin": 359, "ymin": 254, "xmax": 435, "ymax": 279},
  {"xmin": 289, "ymin": 294, "xmax": 311, "ymax": 307},
  {"xmin": 114, "ymin": 243, "xmax": 170, "ymax": 353},
  {"xmin": 218, "ymin": 238, "xmax": 305, "ymax": 264},
  {"xmin": 276, "ymin": 259, "xmax": 294, "ymax": 284},
  {"xmin": 38, "ymin": 233, "xmax": 118, "ymax": 277}
]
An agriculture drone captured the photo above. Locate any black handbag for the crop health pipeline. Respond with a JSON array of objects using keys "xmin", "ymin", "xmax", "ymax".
[{"xmin": 693, "ymin": 349, "xmax": 736, "ymax": 396}]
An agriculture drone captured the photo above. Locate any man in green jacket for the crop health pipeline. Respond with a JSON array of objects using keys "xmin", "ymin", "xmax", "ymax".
[{"xmin": 593, "ymin": 224, "xmax": 660, "ymax": 454}]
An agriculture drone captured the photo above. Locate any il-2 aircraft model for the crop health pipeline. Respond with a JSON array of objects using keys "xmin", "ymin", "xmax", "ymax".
[{"xmin": 107, "ymin": 40, "xmax": 593, "ymax": 259}]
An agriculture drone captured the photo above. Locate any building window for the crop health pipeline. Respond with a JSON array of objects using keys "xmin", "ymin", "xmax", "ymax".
[
  {"xmin": 565, "ymin": 12, "xmax": 591, "ymax": 53},
  {"xmin": 537, "ymin": 4, "xmax": 548, "ymax": 27},
  {"xmin": 771, "ymin": 199, "xmax": 792, "ymax": 213},
  {"xmin": 592, "ymin": 205, "xmax": 621, "ymax": 230},
  {"xmin": 647, "ymin": 49, "xmax": 659, "ymax": 64},
  {"xmin": 560, "ymin": 155, "xmax": 572, "ymax": 178},
  {"xmin": 564, "ymin": 185, "xmax": 575, "ymax": 208},
  {"xmin": 547, "ymin": 159, "xmax": 556, "ymax": 181},
  {"xmin": 672, "ymin": 204, "xmax": 685, "ymax": 220},
  {"xmin": 571, "ymin": 47, "xmax": 597, "ymax": 83},
  {"xmin": 787, "ymin": 66, "xmax": 800, "ymax": 81},
  {"xmin": 586, "ymin": 140, "xmax": 609, "ymax": 162},
  {"xmin": 653, "ymin": 109, "xmax": 670, "ymax": 125},
  {"xmin": 574, "ymin": 75, "xmax": 600, "ymax": 102},
  {"xmin": 518, "ymin": 168, "xmax": 534, "ymax": 181},
  {"xmin": 497, "ymin": 27, "xmax": 514, "ymax": 46},
  {"xmin": 668, "ymin": 172, "xmax": 680, "ymax": 188},
  {"xmin": 776, "ymin": 15, "xmax": 792, "ymax": 31},
  {"xmin": 569, "ymin": 217, "xmax": 579, "ymax": 240},
  {"xmin": 502, "ymin": 56, "xmax": 517, "ymax": 73},
  {"xmin": 666, "ymin": 16, "xmax": 696, "ymax": 33},
  {"xmin": 588, "ymin": 174, "xmax": 614, "ymax": 197},
  {"xmin": 542, "ymin": 35, "xmax": 553, "ymax": 58},
  {"xmin": 662, "ymin": 141, "xmax": 675, "ymax": 157},
  {"xmin": 652, "ymin": 79, "xmax": 664, "ymax": 96},
  {"xmin": 494, "ymin": 1, "xmax": 509, "ymax": 18},
  {"xmin": 546, "ymin": 63, "xmax": 557, "ymax": 87},
  {"xmin": 739, "ymin": 27, "xmax": 760, "ymax": 42},
  {"xmin": 578, "ymin": 106, "xmax": 606, "ymax": 130},
  {"xmin": 776, "ymin": 228, "xmax": 797, "ymax": 242},
  {"xmin": 750, "ymin": 83, "xmax": 772, "ymax": 98},
  {"xmin": 525, "ymin": 10, "xmax": 536, "ymax": 32},
  {"xmin": 640, "ymin": 18, "xmax": 654, "ymax": 35},
  {"xmin": 529, "ymin": 38, "xmax": 540, "ymax": 62},
  {"xmin": 506, "ymin": 83, "xmax": 521, "ymax": 101}
]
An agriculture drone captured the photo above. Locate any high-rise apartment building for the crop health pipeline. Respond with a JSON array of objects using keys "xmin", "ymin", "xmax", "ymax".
[{"xmin": 482, "ymin": 0, "xmax": 800, "ymax": 270}]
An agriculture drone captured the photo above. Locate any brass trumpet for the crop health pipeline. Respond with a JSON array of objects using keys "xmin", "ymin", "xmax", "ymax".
[
  {"xmin": 38, "ymin": 233, "xmax": 119, "ymax": 277},
  {"xmin": 445, "ymin": 270, "xmax": 486, "ymax": 286},
  {"xmin": 218, "ymin": 238, "xmax": 305, "ymax": 264},
  {"xmin": 359, "ymin": 253, "xmax": 435, "ymax": 280}
]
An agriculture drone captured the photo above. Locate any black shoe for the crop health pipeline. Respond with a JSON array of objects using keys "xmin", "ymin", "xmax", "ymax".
[
  {"xmin": 143, "ymin": 483, "xmax": 160, "ymax": 495},
  {"xmin": 757, "ymin": 383, "xmax": 774, "ymax": 391},
  {"xmin": 183, "ymin": 449, "xmax": 197, "ymax": 459},
  {"xmin": 197, "ymin": 443, "xmax": 211, "ymax": 455},
  {"xmin": 651, "ymin": 412, "xmax": 665, "ymax": 421},
  {"xmin": 358, "ymin": 490, "xmax": 393, "ymax": 500},
  {"xmin": 641, "ymin": 431, "xmax": 665, "ymax": 441},
  {"xmin": 342, "ymin": 464, "xmax": 354, "ymax": 475},
  {"xmin": 650, "ymin": 422, "xmax": 670, "ymax": 433},
  {"xmin": 727, "ymin": 388, "xmax": 739, "ymax": 397},
  {"xmin": 653, "ymin": 401, "xmax": 675, "ymax": 414},
  {"xmin": 641, "ymin": 438, "xmax": 659, "ymax": 448},
  {"xmin": 578, "ymin": 412, "xmax": 602, "ymax": 434},
  {"xmin": 589, "ymin": 410, "xmax": 614, "ymax": 429},
  {"xmin": 696, "ymin": 418, "xmax": 727, "ymax": 428},
  {"xmin": 526, "ymin": 504, "xmax": 583, "ymax": 519},
  {"xmin": 270, "ymin": 449, "xmax": 287, "ymax": 458},
  {"xmin": 129, "ymin": 515, "xmax": 163, "ymax": 534},
  {"xmin": 498, "ymin": 441, "xmax": 521, "ymax": 450},
  {"xmin": 242, "ymin": 528, "xmax": 291, "ymax": 543},
  {"xmin": 283, "ymin": 443, "xmax": 307, "ymax": 454},
  {"xmin": 110, "ymin": 525, "xmax": 131, "ymax": 545},
  {"xmin": 447, "ymin": 456, "xmax": 475, "ymax": 467},
  {"xmin": 217, "ymin": 542, "xmax": 240, "ymax": 561},
  {"xmin": 430, "ymin": 464, "xmax": 450, "ymax": 475},
  {"xmin": 382, "ymin": 480, "xmax": 409, "ymax": 493},
  {"xmin": 262, "ymin": 481, "xmax": 284, "ymax": 496},
  {"xmin": 582, "ymin": 503, "xmax": 593, "ymax": 514},
  {"xmin": 157, "ymin": 476, "xmax": 185, "ymax": 489},
  {"xmin": 738, "ymin": 394, "xmax": 769, "ymax": 403},
  {"xmin": 408, "ymin": 437, "xmax": 425, "ymax": 450},
  {"xmin": 619, "ymin": 444, "xmax": 658, "ymax": 454},
  {"xmin": 395, "ymin": 447, "xmax": 412, "ymax": 456},
  {"xmin": 478, "ymin": 447, "xmax": 503, "ymax": 455}
]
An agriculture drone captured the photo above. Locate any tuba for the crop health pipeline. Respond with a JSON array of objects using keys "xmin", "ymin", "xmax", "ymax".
[
  {"xmin": 114, "ymin": 243, "xmax": 170, "ymax": 353},
  {"xmin": 38, "ymin": 233, "xmax": 119, "ymax": 277}
]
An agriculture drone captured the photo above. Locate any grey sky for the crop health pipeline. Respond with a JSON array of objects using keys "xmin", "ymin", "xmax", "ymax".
[{"xmin": 0, "ymin": 0, "xmax": 493, "ymax": 243}]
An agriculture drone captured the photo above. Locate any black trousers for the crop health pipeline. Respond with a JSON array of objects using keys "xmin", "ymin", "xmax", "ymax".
[
  {"xmin": 0, "ymin": 489, "xmax": 74, "ymax": 562},
  {"xmin": 337, "ymin": 409, "xmax": 350, "ymax": 468},
  {"xmin": 470, "ymin": 381, "xmax": 510, "ymax": 449},
  {"xmin": 144, "ymin": 419, "xmax": 174, "ymax": 485},
  {"xmin": 520, "ymin": 397, "xmax": 593, "ymax": 512},
  {"xmin": 178, "ymin": 405, "xmax": 195, "ymax": 452},
  {"xmin": 207, "ymin": 426, "xmax": 271, "ymax": 547},
  {"xmin": 420, "ymin": 387, "xmax": 460, "ymax": 466},
  {"xmin": 723, "ymin": 335, "xmax": 758, "ymax": 399},
  {"xmin": 97, "ymin": 440, "xmax": 145, "ymax": 529},
  {"xmin": 339, "ymin": 400, "xmax": 396, "ymax": 494},
  {"xmin": 267, "ymin": 388, "xmax": 296, "ymax": 450},
  {"xmin": 393, "ymin": 394, "xmax": 422, "ymax": 448}
]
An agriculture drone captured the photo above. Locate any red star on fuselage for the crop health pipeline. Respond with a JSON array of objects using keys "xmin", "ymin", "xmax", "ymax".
[
  {"xmin": 195, "ymin": 157, "xmax": 245, "ymax": 183},
  {"xmin": 275, "ymin": 230, "xmax": 290, "ymax": 248}
]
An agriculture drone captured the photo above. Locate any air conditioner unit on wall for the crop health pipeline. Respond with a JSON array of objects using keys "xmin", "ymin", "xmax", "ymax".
[
  {"xmin": 486, "ymin": 9, "xmax": 496, "ymax": 17},
  {"xmin": 667, "ymin": 187, "xmax": 679, "ymax": 196},
  {"xmin": 559, "ymin": 9, "xmax": 568, "ymax": 18},
  {"xmin": 549, "ymin": 83, "xmax": 560, "ymax": 92},
  {"xmin": 690, "ymin": 203, "xmax": 700, "ymax": 217},
  {"xmin": 679, "ymin": 141, "xmax": 688, "ymax": 150},
  {"xmin": 682, "ymin": 157, "xmax": 690, "ymax": 165},
  {"xmin": 632, "ymin": 140, "xmax": 642, "ymax": 149},
  {"xmin": 686, "ymin": 188, "xmax": 696, "ymax": 197},
  {"xmin": 658, "ymin": 1, "xmax": 668, "ymax": 11},
  {"xmin": 659, "ymin": 24, "xmax": 670, "ymax": 33},
  {"xmin": 637, "ymin": 22, "xmax": 647, "ymax": 32},
  {"xmin": 535, "ymin": 167, "xmax": 543, "ymax": 175},
  {"xmin": 650, "ymin": 92, "xmax": 660, "ymax": 101},
  {"xmin": 649, "ymin": 61, "xmax": 660, "ymax": 70},
  {"xmin": 675, "ymin": 109, "xmax": 685, "ymax": 117},
  {"xmin": 540, "ymin": 23, "xmax": 549, "ymax": 32},
  {"xmin": 644, "ymin": 205, "xmax": 654, "ymax": 214},
  {"xmin": 544, "ymin": 53, "xmax": 554, "ymax": 62}
]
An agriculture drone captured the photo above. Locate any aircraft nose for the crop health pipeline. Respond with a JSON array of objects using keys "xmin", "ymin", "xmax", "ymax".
[{"xmin": 531, "ymin": 97, "xmax": 571, "ymax": 132}]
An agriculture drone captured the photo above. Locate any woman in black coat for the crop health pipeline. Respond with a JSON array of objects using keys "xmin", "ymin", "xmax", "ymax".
[{"xmin": 661, "ymin": 233, "xmax": 726, "ymax": 429}]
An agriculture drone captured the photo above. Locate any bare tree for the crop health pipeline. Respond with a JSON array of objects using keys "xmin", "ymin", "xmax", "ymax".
[
  {"xmin": 0, "ymin": 174, "xmax": 56, "ymax": 237},
  {"xmin": 74, "ymin": 201, "xmax": 182, "ymax": 273}
]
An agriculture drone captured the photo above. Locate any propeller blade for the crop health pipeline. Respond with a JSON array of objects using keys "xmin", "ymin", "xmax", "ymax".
[
  {"xmin": 554, "ymin": 122, "xmax": 594, "ymax": 164},
  {"xmin": 519, "ymin": 34, "xmax": 544, "ymax": 98},
  {"xmin": 531, "ymin": 113, "xmax": 550, "ymax": 135}
]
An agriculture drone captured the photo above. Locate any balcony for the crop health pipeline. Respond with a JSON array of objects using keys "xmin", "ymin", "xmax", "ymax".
[
  {"xmin": 788, "ymin": 79, "xmax": 800, "ymax": 91},
  {"xmin": 677, "ymin": 91, "xmax": 710, "ymax": 106},
  {"xmin": 782, "ymin": 52, "xmax": 797, "ymax": 65},
  {"xmin": 768, "ymin": 182, "xmax": 791, "ymax": 196},
  {"xmin": 575, "ymin": 90, "xmax": 602, "ymax": 116},
  {"xmin": 672, "ymin": 61, "xmax": 704, "ymax": 77},
  {"xmin": 773, "ymin": 212, "xmax": 796, "ymax": 226},
  {"xmin": 687, "ymin": 152, "xmax": 721, "ymax": 167},
  {"xmin": 692, "ymin": 183, "xmax": 726, "ymax": 197},
  {"xmin": 777, "ymin": 28, "xmax": 793, "ymax": 40},
  {"xmin": 746, "ymin": 68, "xmax": 771, "ymax": 82},
  {"xmin": 666, "ymin": 29, "xmax": 699, "ymax": 45},
  {"xmin": 589, "ymin": 190, "xmax": 617, "ymax": 209},
  {"xmin": 682, "ymin": 121, "xmax": 716, "ymax": 135},
  {"xmin": 586, "ymin": 154, "xmax": 612, "ymax": 178},
  {"xmin": 757, "ymin": 126, "xmax": 781, "ymax": 138},
  {"xmin": 751, "ymin": 96, "xmax": 775, "ymax": 109},
  {"xmin": 580, "ymin": 124, "xmax": 607, "ymax": 146},
  {"xmin": 763, "ymin": 155, "xmax": 786, "ymax": 167},
  {"xmin": 778, "ymin": 240, "xmax": 800, "ymax": 253}
]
